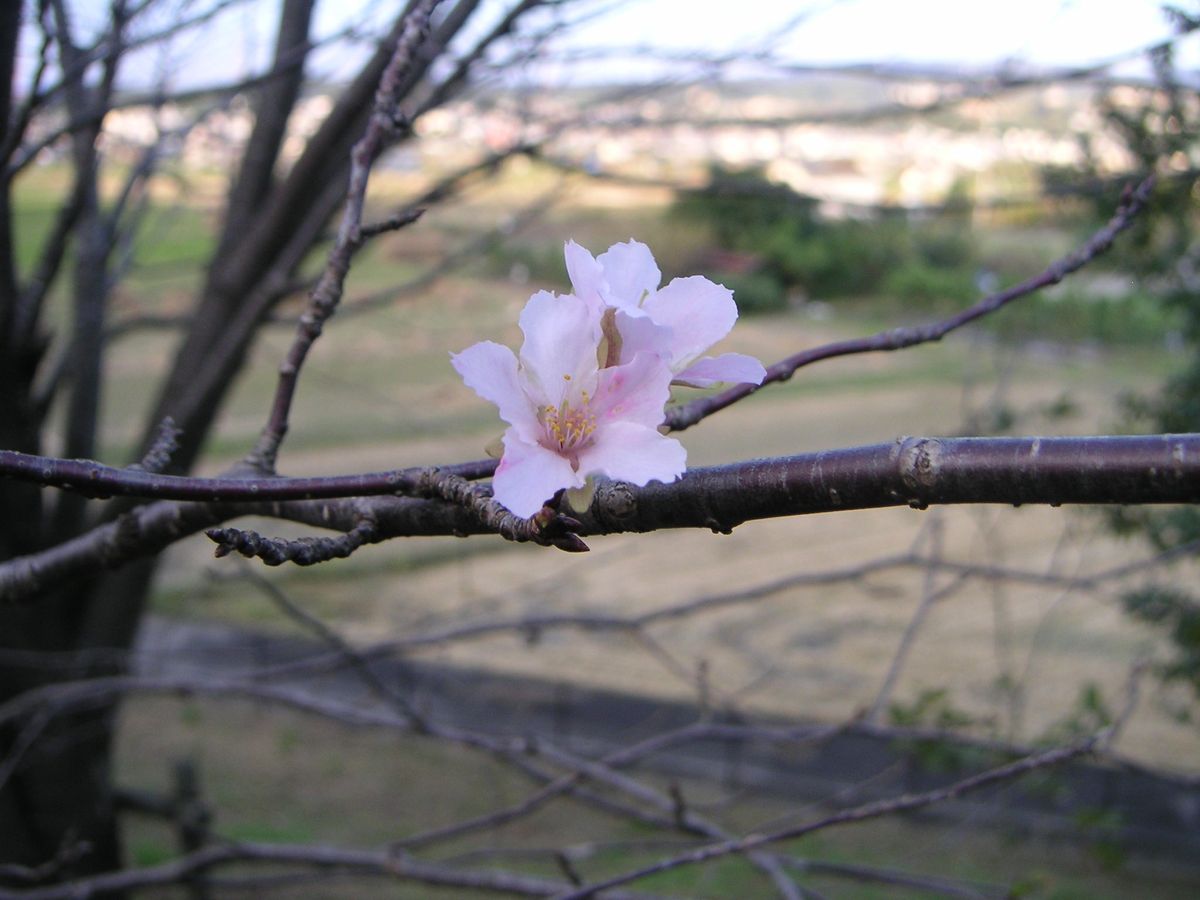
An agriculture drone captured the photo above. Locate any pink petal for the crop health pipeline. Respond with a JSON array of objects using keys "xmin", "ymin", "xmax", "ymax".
[
  {"xmin": 641, "ymin": 276, "xmax": 737, "ymax": 370},
  {"xmin": 492, "ymin": 429, "xmax": 584, "ymax": 518},
  {"xmin": 575, "ymin": 421, "xmax": 686, "ymax": 487},
  {"xmin": 564, "ymin": 240, "xmax": 607, "ymax": 312},
  {"xmin": 518, "ymin": 291, "xmax": 600, "ymax": 408},
  {"xmin": 596, "ymin": 240, "xmax": 661, "ymax": 309},
  {"xmin": 612, "ymin": 308, "xmax": 671, "ymax": 366},
  {"xmin": 591, "ymin": 351, "xmax": 674, "ymax": 430},
  {"xmin": 451, "ymin": 341, "xmax": 539, "ymax": 438},
  {"xmin": 673, "ymin": 353, "xmax": 767, "ymax": 388}
]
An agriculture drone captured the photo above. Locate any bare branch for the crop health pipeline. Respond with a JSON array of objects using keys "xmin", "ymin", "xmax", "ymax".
[
  {"xmin": 0, "ymin": 452, "xmax": 502, "ymax": 503},
  {"xmin": 667, "ymin": 175, "xmax": 1156, "ymax": 430},
  {"xmin": 232, "ymin": 562, "xmax": 427, "ymax": 728},
  {"xmin": 246, "ymin": 0, "xmax": 444, "ymax": 473},
  {"xmin": 556, "ymin": 673, "xmax": 1143, "ymax": 899},
  {"xmin": 244, "ymin": 536, "xmax": 1199, "ymax": 692},
  {"xmin": 0, "ymin": 840, "xmax": 666, "ymax": 900},
  {"xmin": 866, "ymin": 515, "xmax": 956, "ymax": 723}
]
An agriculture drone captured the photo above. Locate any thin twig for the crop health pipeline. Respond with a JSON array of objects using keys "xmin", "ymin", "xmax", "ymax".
[
  {"xmin": 555, "ymin": 673, "xmax": 1143, "ymax": 899},
  {"xmin": 666, "ymin": 175, "xmax": 1157, "ymax": 430},
  {"xmin": 866, "ymin": 514, "xmax": 948, "ymax": 723},
  {"xmin": 232, "ymin": 562, "xmax": 427, "ymax": 730},
  {"xmin": 207, "ymin": 514, "xmax": 379, "ymax": 566},
  {"xmin": 246, "ymin": 0, "xmax": 444, "ymax": 474},
  {"xmin": 0, "ymin": 840, "xmax": 664, "ymax": 900}
]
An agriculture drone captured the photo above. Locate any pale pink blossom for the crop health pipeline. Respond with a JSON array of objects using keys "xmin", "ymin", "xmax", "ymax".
[
  {"xmin": 452, "ymin": 290, "xmax": 685, "ymax": 518},
  {"xmin": 564, "ymin": 239, "xmax": 767, "ymax": 388}
]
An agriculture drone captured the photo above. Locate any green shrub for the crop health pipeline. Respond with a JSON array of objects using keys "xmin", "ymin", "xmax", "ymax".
[
  {"xmin": 882, "ymin": 261, "xmax": 976, "ymax": 309},
  {"xmin": 988, "ymin": 290, "xmax": 1179, "ymax": 346},
  {"xmin": 721, "ymin": 270, "xmax": 788, "ymax": 315},
  {"xmin": 673, "ymin": 165, "xmax": 980, "ymax": 302},
  {"xmin": 914, "ymin": 225, "xmax": 975, "ymax": 269},
  {"xmin": 672, "ymin": 164, "xmax": 820, "ymax": 248}
]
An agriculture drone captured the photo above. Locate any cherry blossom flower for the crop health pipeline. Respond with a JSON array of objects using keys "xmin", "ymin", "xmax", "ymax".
[
  {"xmin": 452, "ymin": 290, "xmax": 686, "ymax": 518},
  {"xmin": 564, "ymin": 239, "xmax": 767, "ymax": 388}
]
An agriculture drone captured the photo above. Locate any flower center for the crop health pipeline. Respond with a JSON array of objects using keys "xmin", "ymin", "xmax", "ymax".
[{"xmin": 542, "ymin": 397, "xmax": 597, "ymax": 452}]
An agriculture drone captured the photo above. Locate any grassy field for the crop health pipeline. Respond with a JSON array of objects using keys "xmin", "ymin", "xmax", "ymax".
[
  {"xmin": 23, "ymin": 163, "xmax": 1195, "ymax": 891},
  {"xmin": 117, "ymin": 697, "xmax": 1200, "ymax": 898},
  {"xmin": 131, "ymin": 190, "xmax": 1197, "ymax": 771}
]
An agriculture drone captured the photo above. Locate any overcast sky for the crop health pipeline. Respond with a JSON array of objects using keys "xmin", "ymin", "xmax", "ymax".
[
  {"xmin": 59, "ymin": 0, "xmax": 1200, "ymax": 91},
  {"xmin": 564, "ymin": 0, "xmax": 1195, "ymax": 68}
]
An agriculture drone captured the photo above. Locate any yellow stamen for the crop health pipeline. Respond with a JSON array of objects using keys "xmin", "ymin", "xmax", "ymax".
[{"xmin": 543, "ymin": 399, "xmax": 597, "ymax": 451}]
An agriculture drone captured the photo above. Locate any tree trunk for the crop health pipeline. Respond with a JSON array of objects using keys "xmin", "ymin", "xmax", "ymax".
[{"xmin": 0, "ymin": 0, "xmax": 510, "ymax": 880}]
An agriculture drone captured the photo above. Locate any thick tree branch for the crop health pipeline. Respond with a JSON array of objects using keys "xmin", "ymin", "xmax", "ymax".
[
  {"xmin": 137, "ymin": 0, "xmax": 499, "ymax": 473},
  {"xmin": 1, "ymin": 434, "xmax": 1195, "ymax": 510},
  {"xmin": 1, "ymin": 434, "xmax": 1197, "ymax": 601}
]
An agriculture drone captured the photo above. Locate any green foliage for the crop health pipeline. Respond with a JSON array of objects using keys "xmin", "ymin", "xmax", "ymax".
[
  {"xmin": 221, "ymin": 820, "xmax": 315, "ymax": 843},
  {"xmin": 672, "ymin": 164, "xmax": 820, "ymax": 248},
  {"xmin": 719, "ymin": 270, "xmax": 788, "ymax": 314},
  {"xmin": 888, "ymin": 688, "xmax": 996, "ymax": 773},
  {"xmin": 484, "ymin": 239, "xmax": 573, "ymax": 289},
  {"xmin": 914, "ymin": 221, "xmax": 975, "ymax": 270},
  {"xmin": 672, "ymin": 164, "xmax": 981, "ymax": 306},
  {"xmin": 888, "ymin": 687, "xmax": 976, "ymax": 730},
  {"xmin": 1071, "ymin": 807, "xmax": 1128, "ymax": 871},
  {"xmin": 988, "ymin": 290, "xmax": 1180, "ymax": 346},
  {"xmin": 179, "ymin": 702, "xmax": 204, "ymax": 728},
  {"xmin": 1058, "ymin": 27, "xmax": 1200, "ymax": 701},
  {"xmin": 130, "ymin": 838, "xmax": 175, "ymax": 867},
  {"xmin": 276, "ymin": 725, "xmax": 302, "ymax": 756},
  {"xmin": 882, "ymin": 261, "xmax": 976, "ymax": 309},
  {"xmin": 1039, "ymin": 682, "xmax": 1113, "ymax": 746},
  {"xmin": 1122, "ymin": 585, "xmax": 1200, "ymax": 694},
  {"xmin": 768, "ymin": 216, "xmax": 914, "ymax": 298}
]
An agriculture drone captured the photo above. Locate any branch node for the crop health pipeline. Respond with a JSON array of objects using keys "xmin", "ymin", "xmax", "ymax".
[
  {"xmin": 416, "ymin": 469, "xmax": 589, "ymax": 552},
  {"xmin": 129, "ymin": 417, "xmax": 182, "ymax": 474}
]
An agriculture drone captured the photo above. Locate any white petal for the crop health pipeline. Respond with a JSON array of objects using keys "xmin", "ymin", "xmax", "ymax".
[
  {"xmin": 641, "ymin": 276, "xmax": 737, "ymax": 370},
  {"xmin": 450, "ymin": 342, "xmax": 539, "ymax": 437},
  {"xmin": 564, "ymin": 240, "xmax": 607, "ymax": 311},
  {"xmin": 597, "ymin": 240, "xmax": 661, "ymax": 308},
  {"xmin": 673, "ymin": 353, "xmax": 767, "ymax": 388},
  {"xmin": 492, "ymin": 429, "xmax": 583, "ymax": 518},
  {"xmin": 592, "ymin": 351, "xmax": 674, "ymax": 430},
  {"xmin": 518, "ymin": 291, "xmax": 600, "ymax": 408},
  {"xmin": 612, "ymin": 308, "xmax": 671, "ymax": 366},
  {"xmin": 575, "ymin": 421, "xmax": 686, "ymax": 487}
]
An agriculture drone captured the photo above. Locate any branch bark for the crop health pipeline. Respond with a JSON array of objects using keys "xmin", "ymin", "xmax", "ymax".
[{"xmin": 2, "ymin": 434, "xmax": 1197, "ymax": 601}]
